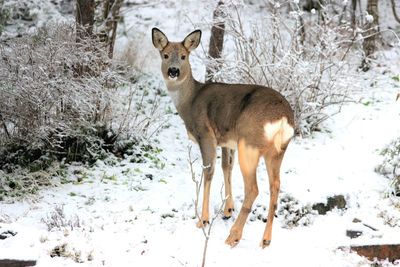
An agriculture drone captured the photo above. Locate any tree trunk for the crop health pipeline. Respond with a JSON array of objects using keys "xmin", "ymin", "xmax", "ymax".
[
  {"xmin": 351, "ymin": 0, "xmax": 357, "ymax": 28},
  {"xmin": 108, "ymin": 0, "xmax": 123, "ymax": 59},
  {"xmin": 74, "ymin": 0, "xmax": 95, "ymax": 76},
  {"xmin": 205, "ymin": 1, "xmax": 225, "ymax": 82},
  {"xmin": 205, "ymin": 1, "xmax": 235, "ymax": 194},
  {"xmin": 75, "ymin": 0, "xmax": 95, "ymax": 40},
  {"xmin": 361, "ymin": 0, "xmax": 379, "ymax": 71},
  {"xmin": 99, "ymin": 0, "xmax": 124, "ymax": 59}
]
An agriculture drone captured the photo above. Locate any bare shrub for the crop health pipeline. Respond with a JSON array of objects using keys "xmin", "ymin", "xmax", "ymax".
[
  {"xmin": 277, "ymin": 194, "xmax": 317, "ymax": 228},
  {"xmin": 116, "ymin": 33, "xmax": 151, "ymax": 71},
  {"xmin": 377, "ymin": 198, "xmax": 400, "ymax": 227},
  {"xmin": 376, "ymin": 138, "xmax": 400, "ymax": 197},
  {"xmin": 118, "ymin": 39, "xmax": 141, "ymax": 69},
  {"xmin": 0, "ymin": 23, "xmax": 162, "ymax": 170},
  {"xmin": 205, "ymin": 2, "xmax": 358, "ymax": 135},
  {"xmin": 41, "ymin": 205, "xmax": 83, "ymax": 231},
  {"xmin": 0, "ymin": 24, "xmax": 116, "ymax": 156},
  {"xmin": 110, "ymin": 73, "xmax": 165, "ymax": 143}
]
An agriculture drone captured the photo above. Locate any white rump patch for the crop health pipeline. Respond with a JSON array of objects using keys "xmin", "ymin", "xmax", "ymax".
[
  {"xmin": 264, "ymin": 117, "xmax": 294, "ymax": 151},
  {"xmin": 264, "ymin": 120, "xmax": 282, "ymax": 141}
]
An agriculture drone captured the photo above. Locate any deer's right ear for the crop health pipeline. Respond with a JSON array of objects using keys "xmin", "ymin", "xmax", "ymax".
[{"xmin": 152, "ymin": 28, "xmax": 168, "ymax": 51}]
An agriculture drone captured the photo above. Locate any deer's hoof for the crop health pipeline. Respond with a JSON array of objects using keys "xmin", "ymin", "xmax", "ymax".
[
  {"xmin": 196, "ymin": 219, "xmax": 209, "ymax": 228},
  {"xmin": 260, "ymin": 239, "xmax": 271, "ymax": 249},
  {"xmin": 223, "ymin": 207, "xmax": 234, "ymax": 219},
  {"xmin": 225, "ymin": 231, "xmax": 241, "ymax": 248}
]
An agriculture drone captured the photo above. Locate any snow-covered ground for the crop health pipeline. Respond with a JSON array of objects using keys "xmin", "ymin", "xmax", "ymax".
[
  {"xmin": 1, "ymin": 1, "xmax": 400, "ymax": 266},
  {"xmin": 1, "ymin": 50, "xmax": 399, "ymax": 266}
]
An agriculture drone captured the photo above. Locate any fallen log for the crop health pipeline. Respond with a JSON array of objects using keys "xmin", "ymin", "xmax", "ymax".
[
  {"xmin": 349, "ymin": 244, "xmax": 400, "ymax": 262},
  {"xmin": 0, "ymin": 259, "xmax": 36, "ymax": 267}
]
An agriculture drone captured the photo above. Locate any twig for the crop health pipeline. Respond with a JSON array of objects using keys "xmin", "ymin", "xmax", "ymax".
[
  {"xmin": 188, "ymin": 146, "xmax": 226, "ymax": 267},
  {"xmin": 0, "ymin": 113, "xmax": 10, "ymax": 139},
  {"xmin": 362, "ymin": 223, "xmax": 378, "ymax": 232},
  {"xmin": 390, "ymin": 0, "xmax": 400, "ymax": 24}
]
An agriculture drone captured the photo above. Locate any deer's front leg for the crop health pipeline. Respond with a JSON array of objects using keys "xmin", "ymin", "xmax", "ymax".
[
  {"xmin": 196, "ymin": 136, "xmax": 217, "ymax": 228},
  {"xmin": 222, "ymin": 148, "xmax": 235, "ymax": 219}
]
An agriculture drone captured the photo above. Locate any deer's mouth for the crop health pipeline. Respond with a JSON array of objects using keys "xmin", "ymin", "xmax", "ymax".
[{"xmin": 167, "ymin": 67, "xmax": 180, "ymax": 80}]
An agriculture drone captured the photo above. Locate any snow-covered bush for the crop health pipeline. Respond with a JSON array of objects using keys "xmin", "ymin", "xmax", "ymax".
[
  {"xmin": 0, "ymin": 24, "xmax": 163, "ymax": 174},
  {"xmin": 376, "ymin": 138, "xmax": 400, "ymax": 196},
  {"xmin": 206, "ymin": 1, "xmax": 359, "ymax": 135},
  {"xmin": 278, "ymin": 194, "xmax": 317, "ymax": 228},
  {"xmin": 1, "ymin": 0, "xmax": 72, "ymax": 36},
  {"xmin": 2, "ymin": 0, "xmax": 35, "ymax": 22},
  {"xmin": 0, "ymin": 4, "xmax": 10, "ymax": 36},
  {"xmin": 0, "ymin": 168, "xmax": 55, "ymax": 200},
  {"xmin": 50, "ymin": 243, "xmax": 90, "ymax": 263},
  {"xmin": 377, "ymin": 198, "xmax": 400, "ymax": 227},
  {"xmin": 0, "ymin": 24, "xmax": 117, "ymax": 164},
  {"xmin": 378, "ymin": 209, "xmax": 400, "ymax": 228}
]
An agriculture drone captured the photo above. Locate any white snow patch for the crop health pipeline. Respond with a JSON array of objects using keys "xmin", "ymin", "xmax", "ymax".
[{"xmin": 365, "ymin": 14, "xmax": 374, "ymax": 23}]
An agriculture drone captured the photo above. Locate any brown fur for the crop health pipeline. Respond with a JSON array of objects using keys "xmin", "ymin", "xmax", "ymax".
[{"xmin": 152, "ymin": 28, "xmax": 295, "ymax": 248}]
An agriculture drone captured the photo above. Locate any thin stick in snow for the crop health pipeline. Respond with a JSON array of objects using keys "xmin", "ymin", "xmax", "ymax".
[{"xmin": 188, "ymin": 146, "xmax": 226, "ymax": 267}]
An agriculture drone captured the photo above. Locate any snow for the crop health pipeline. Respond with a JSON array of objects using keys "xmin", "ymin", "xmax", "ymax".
[
  {"xmin": 1, "ymin": 1, "xmax": 400, "ymax": 266},
  {"xmin": 365, "ymin": 14, "xmax": 374, "ymax": 23},
  {"xmin": 1, "ymin": 55, "xmax": 400, "ymax": 266}
]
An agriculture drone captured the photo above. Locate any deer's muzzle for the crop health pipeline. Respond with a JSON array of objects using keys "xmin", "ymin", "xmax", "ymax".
[{"xmin": 167, "ymin": 67, "xmax": 180, "ymax": 78}]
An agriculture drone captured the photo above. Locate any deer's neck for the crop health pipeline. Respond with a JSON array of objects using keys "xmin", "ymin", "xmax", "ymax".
[{"xmin": 165, "ymin": 73, "xmax": 200, "ymax": 113}]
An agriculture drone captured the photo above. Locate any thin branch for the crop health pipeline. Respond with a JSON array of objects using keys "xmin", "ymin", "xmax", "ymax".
[
  {"xmin": 188, "ymin": 146, "xmax": 226, "ymax": 267},
  {"xmin": 390, "ymin": 0, "xmax": 400, "ymax": 23}
]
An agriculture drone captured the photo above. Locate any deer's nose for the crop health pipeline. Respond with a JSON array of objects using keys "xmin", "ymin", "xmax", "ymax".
[{"xmin": 167, "ymin": 67, "xmax": 180, "ymax": 78}]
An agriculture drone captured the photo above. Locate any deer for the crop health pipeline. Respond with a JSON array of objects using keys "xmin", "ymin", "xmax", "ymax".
[{"xmin": 151, "ymin": 28, "xmax": 295, "ymax": 248}]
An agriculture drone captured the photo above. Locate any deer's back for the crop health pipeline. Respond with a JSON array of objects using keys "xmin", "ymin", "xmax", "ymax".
[{"xmin": 188, "ymin": 82, "xmax": 294, "ymax": 148}]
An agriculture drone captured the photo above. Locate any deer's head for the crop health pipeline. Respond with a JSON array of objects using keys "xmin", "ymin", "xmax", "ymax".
[{"xmin": 152, "ymin": 28, "xmax": 201, "ymax": 83}]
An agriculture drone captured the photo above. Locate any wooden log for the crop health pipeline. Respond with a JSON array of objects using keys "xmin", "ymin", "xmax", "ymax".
[
  {"xmin": 349, "ymin": 244, "xmax": 400, "ymax": 262},
  {"xmin": 0, "ymin": 259, "xmax": 36, "ymax": 267}
]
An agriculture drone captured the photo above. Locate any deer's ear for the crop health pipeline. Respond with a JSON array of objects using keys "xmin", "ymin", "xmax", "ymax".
[
  {"xmin": 152, "ymin": 28, "xmax": 169, "ymax": 51},
  {"xmin": 182, "ymin": 30, "xmax": 201, "ymax": 51}
]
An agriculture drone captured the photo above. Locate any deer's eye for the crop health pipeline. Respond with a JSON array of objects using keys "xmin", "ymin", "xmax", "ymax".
[
  {"xmin": 181, "ymin": 55, "xmax": 186, "ymax": 60},
  {"xmin": 164, "ymin": 54, "xmax": 169, "ymax": 59}
]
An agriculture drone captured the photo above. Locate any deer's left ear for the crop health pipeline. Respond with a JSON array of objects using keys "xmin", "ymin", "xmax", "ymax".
[{"xmin": 182, "ymin": 30, "xmax": 202, "ymax": 51}]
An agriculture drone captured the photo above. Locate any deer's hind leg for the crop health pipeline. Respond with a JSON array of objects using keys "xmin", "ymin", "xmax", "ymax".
[
  {"xmin": 222, "ymin": 148, "xmax": 235, "ymax": 219},
  {"xmin": 225, "ymin": 139, "xmax": 260, "ymax": 247},
  {"xmin": 260, "ymin": 116, "xmax": 293, "ymax": 248},
  {"xmin": 260, "ymin": 147, "xmax": 285, "ymax": 248}
]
